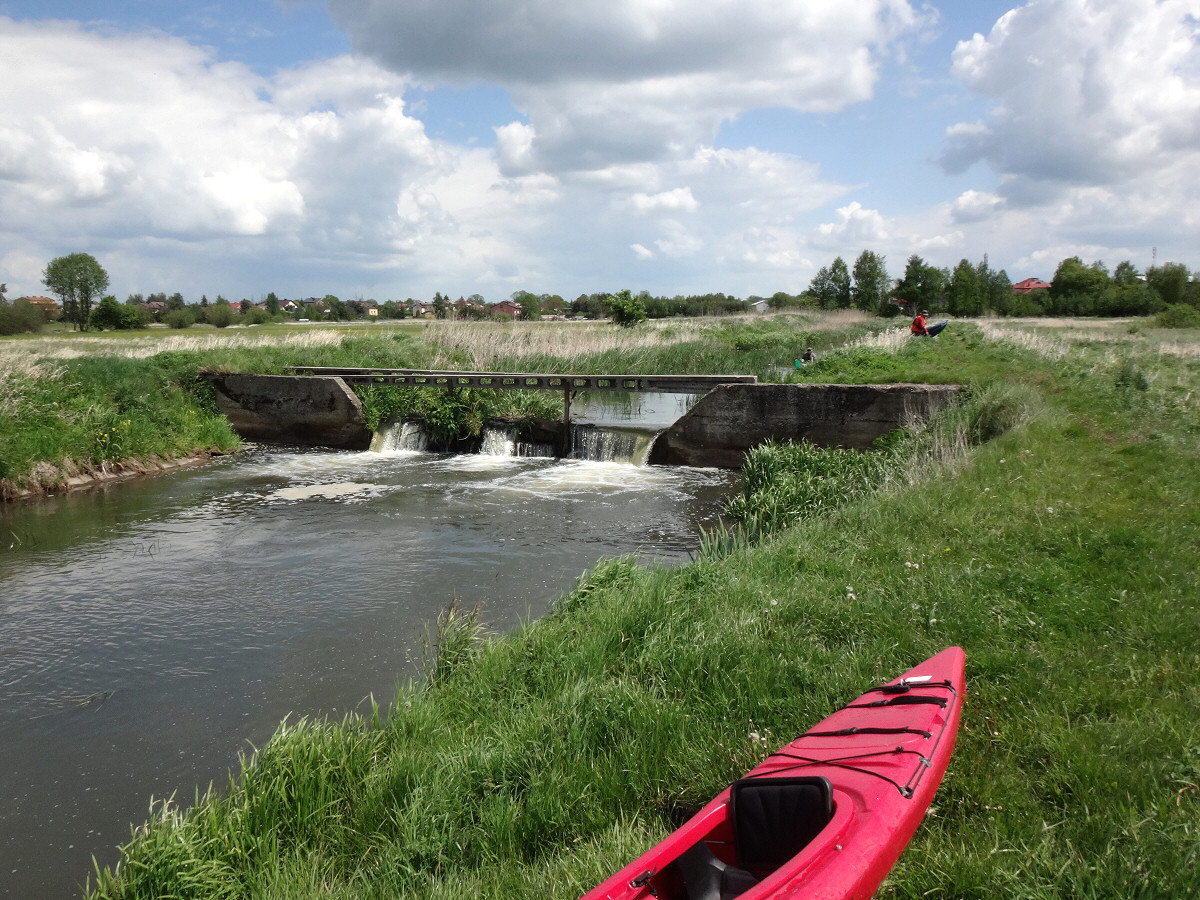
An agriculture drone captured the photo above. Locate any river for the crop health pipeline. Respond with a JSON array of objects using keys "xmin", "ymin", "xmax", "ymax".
[{"xmin": 0, "ymin": 395, "xmax": 736, "ymax": 898}]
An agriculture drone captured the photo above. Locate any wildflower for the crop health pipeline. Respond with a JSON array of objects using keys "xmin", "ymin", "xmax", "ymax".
[{"xmin": 1047, "ymin": 507, "xmax": 1054, "ymax": 514}]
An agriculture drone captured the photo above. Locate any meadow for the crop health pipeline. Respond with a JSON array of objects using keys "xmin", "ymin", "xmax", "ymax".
[{"xmin": 5, "ymin": 312, "xmax": 1199, "ymax": 898}]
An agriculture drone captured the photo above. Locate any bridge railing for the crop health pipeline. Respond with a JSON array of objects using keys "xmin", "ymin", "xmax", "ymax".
[{"xmin": 286, "ymin": 367, "xmax": 756, "ymax": 395}]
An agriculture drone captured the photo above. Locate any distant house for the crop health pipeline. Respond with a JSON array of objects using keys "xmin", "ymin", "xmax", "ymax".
[
  {"xmin": 491, "ymin": 299, "xmax": 521, "ymax": 318},
  {"xmin": 1013, "ymin": 278, "xmax": 1051, "ymax": 294},
  {"xmin": 24, "ymin": 296, "xmax": 60, "ymax": 318},
  {"xmin": 748, "ymin": 298, "xmax": 770, "ymax": 313}
]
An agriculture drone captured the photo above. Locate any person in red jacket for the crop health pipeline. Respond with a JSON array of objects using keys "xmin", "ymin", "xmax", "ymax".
[{"xmin": 911, "ymin": 310, "xmax": 948, "ymax": 337}]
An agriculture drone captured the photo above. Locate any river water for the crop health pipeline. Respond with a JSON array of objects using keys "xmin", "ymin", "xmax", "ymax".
[{"xmin": 0, "ymin": 395, "xmax": 736, "ymax": 899}]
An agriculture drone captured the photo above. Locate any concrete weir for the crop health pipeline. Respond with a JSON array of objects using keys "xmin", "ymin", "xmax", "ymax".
[
  {"xmin": 648, "ymin": 383, "xmax": 963, "ymax": 468},
  {"xmin": 205, "ymin": 373, "xmax": 372, "ymax": 450},
  {"xmin": 204, "ymin": 373, "xmax": 961, "ymax": 466}
]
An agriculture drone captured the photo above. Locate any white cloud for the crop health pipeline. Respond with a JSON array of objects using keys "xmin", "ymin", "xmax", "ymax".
[
  {"xmin": 0, "ymin": 17, "xmax": 555, "ymax": 298},
  {"xmin": 816, "ymin": 201, "xmax": 890, "ymax": 246},
  {"xmin": 629, "ymin": 188, "xmax": 699, "ymax": 215},
  {"xmin": 630, "ymin": 243, "xmax": 654, "ymax": 260},
  {"xmin": 328, "ymin": 0, "xmax": 928, "ymax": 174},
  {"xmin": 942, "ymin": 0, "xmax": 1200, "ymax": 189},
  {"xmin": 951, "ymin": 189, "xmax": 1005, "ymax": 223},
  {"xmin": 927, "ymin": 0, "xmax": 1200, "ymax": 275}
]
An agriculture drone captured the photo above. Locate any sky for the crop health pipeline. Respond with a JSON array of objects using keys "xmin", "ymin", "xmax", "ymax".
[{"xmin": 1, "ymin": 0, "xmax": 1198, "ymax": 305}]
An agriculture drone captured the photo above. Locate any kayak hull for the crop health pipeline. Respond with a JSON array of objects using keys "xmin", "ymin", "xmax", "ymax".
[{"xmin": 580, "ymin": 646, "xmax": 966, "ymax": 900}]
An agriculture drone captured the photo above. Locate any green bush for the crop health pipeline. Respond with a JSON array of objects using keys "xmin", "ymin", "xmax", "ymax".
[
  {"xmin": 1155, "ymin": 303, "xmax": 1200, "ymax": 329},
  {"xmin": 90, "ymin": 296, "xmax": 149, "ymax": 330},
  {"xmin": 164, "ymin": 308, "xmax": 195, "ymax": 329},
  {"xmin": 207, "ymin": 303, "xmax": 237, "ymax": 329},
  {"xmin": 0, "ymin": 298, "xmax": 46, "ymax": 335},
  {"xmin": 607, "ymin": 289, "xmax": 647, "ymax": 328}
]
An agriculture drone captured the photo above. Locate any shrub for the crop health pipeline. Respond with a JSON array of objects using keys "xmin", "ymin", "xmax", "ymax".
[
  {"xmin": 0, "ymin": 298, "xmax": 46, "ymax": 335},
  {"xmin": 164, "ymin": 308, "xmax": 195, "ymax": 329},
  {"xmin": 207, "ymin": 303, "xmax": 237, "ymax": 329},
  {"xmin": 1155, "ymin": 303, "xmax": 1200, "ymax": 329},
  {"xmin": 607, "ymin": 289, "xmax": 648, "ymax": 328}
]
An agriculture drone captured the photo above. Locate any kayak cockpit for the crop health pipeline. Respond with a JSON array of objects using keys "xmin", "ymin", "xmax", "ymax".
[{"xmin": 665, "ymin": 776, "xmax": 835, "ymax": 900}]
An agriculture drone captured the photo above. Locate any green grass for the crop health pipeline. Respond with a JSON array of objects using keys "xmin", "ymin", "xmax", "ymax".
[
  {"xmin": 73, "ymin": 317, "xmax": 1200, "ymax": 898},
  {"xmin": 0, "ymin": 354, "xmax": 239, "ymax": 489}
]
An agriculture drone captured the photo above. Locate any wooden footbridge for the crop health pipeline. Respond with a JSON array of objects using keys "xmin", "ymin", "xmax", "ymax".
[{"xmin": 286, "ymin": 366, "xmax": 757, "ymax": 424}]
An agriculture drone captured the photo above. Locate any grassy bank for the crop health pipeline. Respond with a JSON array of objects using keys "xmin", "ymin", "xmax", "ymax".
[
  {"xmin": 75, "ymin": 318, "xmax": 1200, "ymax": 898},
  {"xmin": 1, "ymin": 313, "xmax": 878, "ymax": 492}
]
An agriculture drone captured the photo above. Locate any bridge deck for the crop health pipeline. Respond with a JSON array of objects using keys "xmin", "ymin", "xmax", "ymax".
[{"xmin": 286, "ymin": 367, "xmax": 756, "ymax": 394}]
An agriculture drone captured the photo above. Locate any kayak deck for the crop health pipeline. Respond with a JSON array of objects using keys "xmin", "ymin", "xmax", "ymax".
[{"xmin": 580, "ymin": 647, "xmax": 965, "ymax": 900}]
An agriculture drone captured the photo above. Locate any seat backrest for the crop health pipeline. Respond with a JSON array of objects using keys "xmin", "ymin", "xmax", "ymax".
[{"xmin": 729, "ymin": 776, "xmax": 833, "ymax": 871}]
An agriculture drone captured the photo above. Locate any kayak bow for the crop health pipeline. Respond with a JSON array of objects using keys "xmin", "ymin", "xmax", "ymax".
[{"xmin": 580, "ymin": 646, "xmax": 966, "ymax": 900}]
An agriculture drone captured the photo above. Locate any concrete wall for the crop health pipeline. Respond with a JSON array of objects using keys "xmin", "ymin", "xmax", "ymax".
[
  {"xmin": 649, "ymin": 383, "xmax": 962, "ymax": 468},
  {"xmin": 204, "ymin": 374, "xmax": 961, "ymax": 465},
  {"xmin": 204, "ymin": 373, "xmax": 372, "ymax": 450}
]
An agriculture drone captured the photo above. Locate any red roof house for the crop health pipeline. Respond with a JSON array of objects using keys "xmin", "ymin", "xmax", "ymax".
[{"xmin": 1013, "ymin": 278, "xmax": 1051, "ymax": 294}]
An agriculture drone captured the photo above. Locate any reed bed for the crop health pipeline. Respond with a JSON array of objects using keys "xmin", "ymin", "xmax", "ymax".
[
  {"xmin": 422, "ymin": 319, "xmax": 712, "ymax": 371},
  {"xmin": 0, "ymin": 328, "xmax": 349, "ymax": 361}
]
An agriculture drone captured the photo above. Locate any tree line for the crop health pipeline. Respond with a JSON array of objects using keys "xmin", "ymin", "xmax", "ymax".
[
  {"xmin": 4, "ymin": 249, "xmax": 1198, "ymax": 337},
  {"xmin": 794, "ymin": 249, "xmax": 1199, "ymax": 321}
]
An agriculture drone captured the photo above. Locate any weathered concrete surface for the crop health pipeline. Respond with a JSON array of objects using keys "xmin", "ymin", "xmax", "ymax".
[
  {"xmin": 649, "ymin": 383, "xmax": 962, "ymax": 468},
  {"xmin": 205, "ymin": 373, "xmax": 372, "ymax": 449}
]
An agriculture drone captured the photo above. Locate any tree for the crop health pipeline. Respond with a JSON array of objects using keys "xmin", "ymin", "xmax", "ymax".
[
  {"xmin": 807, "ymin": 266, "xmax": 836, "ymax": 308},
  {"xmin": 1147, "ymin": 263, "xmax": 1191, "ymax": 308},
  {"xmin": 1112, "ymin": 260, "xmax": 1141, "ymax": 286},
  {"xmin": 851, "ymin": 250, "xmax": 890, "ymax": 314},
  {"xmin": 512, "ymin": 290, "xmax": 541, "ymax": 320},
  {"xmin": 432, "ymin": 292, "xmax": 449, "ymax": 319},
  {"xmin": 607, "ymin": 289, "xmax": 647, "ymax": 327},
  {"xmin": 947, "ymin": 259, "xmax": 984, "ymax": 316},
  {"xmin": 830, "ymin": 257, "xmax": 852, "ymax": 308},
  {"xmin": 265, "ymin": 292, "xmax": 280, "ymax": 315},
  {"xmin": 1048, "ymin": 257, "xmax": 1111, "ymax": 315},
  {"xmin": 42, "ymin": 252, "xmax": 109, "ymax": 331},
  {"xmin": 893, "ymin": 255, "xmax": 950, "ymax": 314}
]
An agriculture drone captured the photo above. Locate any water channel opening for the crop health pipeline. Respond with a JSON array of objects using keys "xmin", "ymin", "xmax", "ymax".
[
  {"xmin": 370, "ymin": 391, "xmax": 695, "ymax": 466},
  {"xmin": 371, "ymin": 420, "xmax": 660, "ymax": 465}
]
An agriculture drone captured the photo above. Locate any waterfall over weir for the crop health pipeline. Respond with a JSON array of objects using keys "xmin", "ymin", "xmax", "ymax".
[
  {"xmin": 369, "ymin": 421, "xmax": 431, "ymax": 453},
  {"xmin": 371, "ymin": 420, "xmax": 659, "ymax": 465}
]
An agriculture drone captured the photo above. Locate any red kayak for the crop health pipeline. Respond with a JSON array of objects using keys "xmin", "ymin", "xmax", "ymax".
[{"xmin": 580, "ymin": 646, "xmax": 965, "ymax": 900}]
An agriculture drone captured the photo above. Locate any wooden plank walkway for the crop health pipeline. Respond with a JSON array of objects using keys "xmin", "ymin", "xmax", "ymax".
[{"xmin": 286, "ymin": 367, "xmax": 756, "ymax": 394}]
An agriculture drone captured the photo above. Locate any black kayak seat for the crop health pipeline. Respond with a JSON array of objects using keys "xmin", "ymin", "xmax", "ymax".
[
  {"xmin": 676, "ymin": 776, "xmax": 834, "ymax": 900},
  {"xmin": 731, "ymin": 775, "xmax": 834, "ymax": 872}
]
